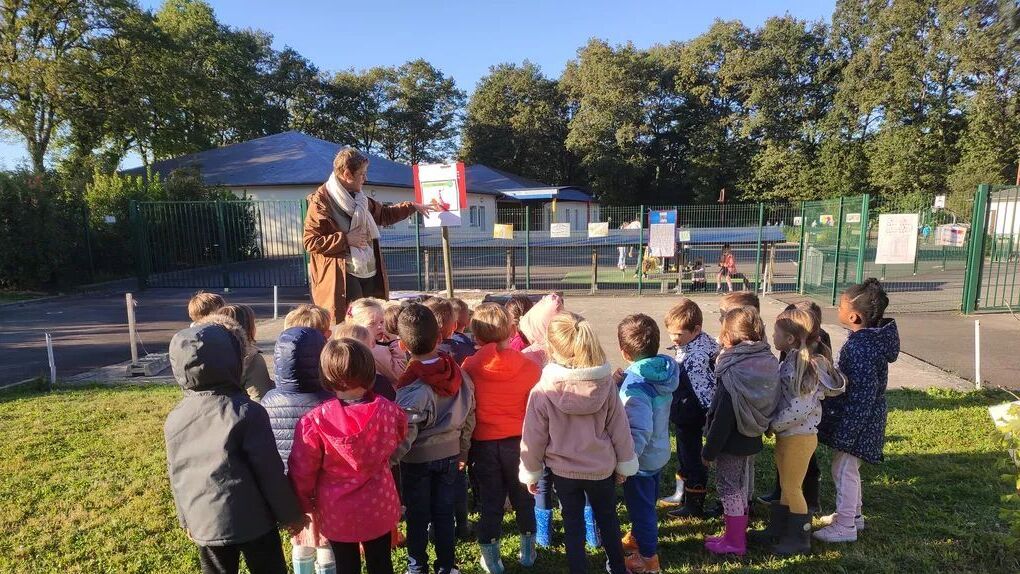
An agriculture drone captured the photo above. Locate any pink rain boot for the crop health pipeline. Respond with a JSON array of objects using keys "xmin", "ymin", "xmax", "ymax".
[{"xmin": 705, "ymin": 514, "xmax": 748, "ymax": 556}]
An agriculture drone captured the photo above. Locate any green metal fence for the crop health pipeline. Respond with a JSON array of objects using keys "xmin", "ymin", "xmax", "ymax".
[
  {"xmin": 963, "ymin": 184, "xmax": 1020, "ymax": 313},
  {"xmin": 799, "ymin": 195, "xmax": 869, "ymax": 306}
]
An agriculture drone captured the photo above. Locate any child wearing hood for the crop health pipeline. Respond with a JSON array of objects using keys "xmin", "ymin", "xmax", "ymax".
[
  {"xmin": 815, "ymin": 278, "xmax": 898, "ymax": 543},
  {"xmin": 165, "ymin": 320, "xmax": 306, "ymax": 574},
  {"xmin": 751, "ymin": 307, "xmax": 844, "ymax": 556},
  {"xmin": 288, "ymin": 338, "xmax": 408, "ymax": 574},
  {"xmin": 616, "ymin": 314, "xmax": 679, "ymax": 574},
  {"xmin": 392, "ymin": 304, "xmax": 477, "ymax": 574},
  {"xmin": 701, "ymin": 306, "xmax": 780, "ymax": 556},
  {"xmin": 520, "ymin": 311, "xmax": 638, "ymax": 574},
  {"xmin": 518, "ymin": 293, "xmax": 564, "ymax": 367},
  {"xmin": 462, "ymin": 304, "xmax": 543, "ymax": 573}
]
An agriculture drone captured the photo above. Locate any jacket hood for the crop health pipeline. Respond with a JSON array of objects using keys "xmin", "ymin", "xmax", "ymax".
[
  {"xmin": 397, "ymin": 353, "xmax": 463, "ymax": 397},
  {"xmin": 274, "ymin": 327, "xmax": 328, "ymax": 394},
  {"xmin": 716, "ymin": 341, "xmax": 780, "ymax": 436},
  {"xmin": 169, "ymin": 324, "xmax": 243, "ymax": 393},
  {"xmin": 624, "ymin": 354, "xmax": 680, "ymax": 396},
  {"xmin": 541, "ymin": 362, "xmax": 614, "ymax": 415},
  {"xmin": 303, "ymin": 396, "xmax": 389, "ymax": 472},
  {"xmin": 466, "ymin": 343, "xmax": 541, "ymax": 384},
  {"xmin": 518, "ymin": 294, "xmax": 563, "ymax": 350},
  {"xmin": 847, "ymin": 319, "xmax": 900, "ymax": 363}
]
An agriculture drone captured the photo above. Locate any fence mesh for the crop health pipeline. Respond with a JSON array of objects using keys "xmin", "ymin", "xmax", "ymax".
[{"xmin": 978, "ymin": 185, "xmax": 1020, "ymax": 311}]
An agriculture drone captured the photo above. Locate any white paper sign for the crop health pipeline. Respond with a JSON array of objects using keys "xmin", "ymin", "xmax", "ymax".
[
  {"xmin": 793, "ymin": 216, "xmax": 803, "ymax": 227},
  {"xmin": 103, "ymin": 215, "xmax": 117, "ymax": 224},
  {"xmin": 550, "ymin": 222, "xmax": 571, "ymax": 238},
  {"xmin": 649, "ymin": 224, "xmax": 676, "ymax": 257},
  {"xmin": 415, "ymin": 163, "xmax": 466, "ymax": 228},
  {"xmin": 875, "ymin": 213, "xmax": 919, "ymax": 265},
  {"xmin": 934, "ymin": 195, "xmax": 947, "ymax": 209},
  {"xmin": 587, "ymin": 222, "xmax": 609, "ymax": 238},
  {"xmin": 845, "ymin": 213, "xmax": 861, "ymax": 224},
  {"xmin": 677, "ymin": 229, "xmax": 691, "ymax": 243}
]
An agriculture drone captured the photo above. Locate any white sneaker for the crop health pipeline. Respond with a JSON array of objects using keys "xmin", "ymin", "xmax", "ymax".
[
  {"xmin": 813, "ymin": 522, "xmax": 857, "ymax": 543},
  {"xmin": 819, "ymin": 513, "xmax": 865, "ymax": 531}
]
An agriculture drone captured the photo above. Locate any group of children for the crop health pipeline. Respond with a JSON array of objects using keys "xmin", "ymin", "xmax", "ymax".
[{"xmin": 166, "ymin": 278, "xmax": 898, "ymax": 574}]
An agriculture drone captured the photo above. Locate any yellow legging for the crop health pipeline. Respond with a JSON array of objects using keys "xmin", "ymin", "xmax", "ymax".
[{"xmin": 775, "ymin": 434, "xmax": 818, "ymax": 514}]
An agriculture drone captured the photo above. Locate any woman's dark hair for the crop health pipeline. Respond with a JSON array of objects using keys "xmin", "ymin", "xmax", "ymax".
[{"xmin": 844, "ymin": 278, "xmax": 889, "ymax": 327}]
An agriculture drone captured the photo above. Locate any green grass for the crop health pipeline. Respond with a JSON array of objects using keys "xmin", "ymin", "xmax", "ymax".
[
  {"xmin": 562, "ymin": 269, "xmax": 683, "ymax": 287},
  {"xmin": 1, "ymin": 385, "xmax": 1017, "ymax": 573},
  {"xmin": 0, "ymin": 289, "xmax": 46, "ymax": 302}
]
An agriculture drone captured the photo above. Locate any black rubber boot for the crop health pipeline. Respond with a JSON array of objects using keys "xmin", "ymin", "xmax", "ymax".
[
  {"xmin": 772, "ymin": 512, "xmax": 812, "ymax": 556},
  {"xmin": 668, "ymin": 490, "xmax": 706, "ymax": 519},
  {"xmin": 748, "ymin": 503, "xmax": 788, "ymax": 545}
]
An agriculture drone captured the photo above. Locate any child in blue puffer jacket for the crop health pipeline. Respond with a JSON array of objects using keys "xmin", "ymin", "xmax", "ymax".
[
  {"xmin": 263, "ymin": 323, "xmax": 332, "ymax": 574},
  {"xmin": 615, "ymin": 314, "xmax": 679, "ymax": 574}
]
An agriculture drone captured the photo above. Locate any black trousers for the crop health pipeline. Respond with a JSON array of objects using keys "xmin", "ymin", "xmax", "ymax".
[
  {"xmin": 469, "ymin": 437, "xmax": 537, "ymax": 541},
  {"xmin": 552, "ymin": 474, "xmax": 627, "ymax": 574},
  {"xmin": 345, "ymin": 272, "xmax": 381, "ymax": 303},
  {"xmin": 198, "ymin": 529, "xmax": 287, "ymax": 574},
  {"xmin": 675, "ymin": 422, "xmax": 708, "ymax": 490},
  {"xmin": 331, "ymin": 531, "xmax": 393, "ymax": 574}
]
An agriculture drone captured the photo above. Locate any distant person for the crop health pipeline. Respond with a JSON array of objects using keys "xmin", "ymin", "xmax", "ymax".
[
  {"xmin": 716, "ymin": 244, "xmax": 749, "ymax": 292},
  {"xmin": 617, "ymin": 220, "xmax": 640, "ymax": 271}
]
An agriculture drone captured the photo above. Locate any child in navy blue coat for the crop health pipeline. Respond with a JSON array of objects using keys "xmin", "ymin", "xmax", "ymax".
[{"xmin": 815, "ymin": 278, "xmax": 899, "ymax": 543}]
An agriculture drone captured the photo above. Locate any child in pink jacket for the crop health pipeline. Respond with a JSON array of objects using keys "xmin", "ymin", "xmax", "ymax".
[
  {"xmin": 518, "ymin": 293, "xmax": 564, "ymax": 367},
  {"xmin": 289, "ymin": 338, "xmax": 407, "ymax": 574},
  {"xmin": 519, "ymin": 311, "xmax": 638, "ymax": 574}
]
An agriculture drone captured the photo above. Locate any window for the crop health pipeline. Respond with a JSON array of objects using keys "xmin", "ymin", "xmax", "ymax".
[
  {"xmin": 470, "ymin": 205, "xmax": 485, "ymax": 228},
  {"xmin": 479, "ymin": 205, "xmax": 486, "ymax": 229}
]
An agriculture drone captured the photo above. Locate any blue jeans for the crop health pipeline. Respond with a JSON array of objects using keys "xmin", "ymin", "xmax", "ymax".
[
  {"xmin": 401, "ymin": 455, "xmax": 459, "ymax": 574},
  {"xmin": 622, "ymin": 471, "xmax": 661, "ymax": 557}
]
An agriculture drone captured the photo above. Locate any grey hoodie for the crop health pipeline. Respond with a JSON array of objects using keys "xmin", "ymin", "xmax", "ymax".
[{"xmin": 164, "ymin": 324, "xmax": 303, "ymax": 546}]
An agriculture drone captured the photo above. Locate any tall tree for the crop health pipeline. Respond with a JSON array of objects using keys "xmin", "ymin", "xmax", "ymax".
[{"xmin": 382, "ymin": 59, "xmax": 465, "ymax": 164}]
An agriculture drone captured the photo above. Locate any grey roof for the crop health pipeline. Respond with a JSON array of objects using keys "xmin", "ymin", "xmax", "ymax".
[
  {"xmin": 465, "ymin": 164, "xmax": 547, "ymax": 194},
  {"xmin": 121, "ymin": 131, "xmax": 414, "ymax": 189}
]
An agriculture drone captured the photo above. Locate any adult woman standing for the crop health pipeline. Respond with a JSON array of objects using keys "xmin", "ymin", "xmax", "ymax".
[{"xmin": 303, "ymin": 148, "xmax": 431, "ymax": 324}]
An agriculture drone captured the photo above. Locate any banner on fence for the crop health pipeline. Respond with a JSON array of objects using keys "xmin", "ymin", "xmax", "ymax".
[
  {"xmin": 677, "ymin": 228, "xmax": 691, "ymax": 243},
  {"xmin": 413, "ymin": 162, "xmax": 468, "ymax": 228},
  {"xmin": 793, "ymin": 216, "xmax": 803, "ymax": 226},
  {"xmin": 936, "ymin": 224, "xmax": 968, "ymax": 247},
  {"xmin": 588, "ymin": 222, "xmax": 609, "ymax": 238},
  {"xmin": 550, "ymin": 222, "xmax": 571, "ymax": 238},
  {"xmin": 493, "ymin": 224, "xmax": 514, "ymax": 240},
  {"xmin": 875, "ymin": 213, "xmax": 920, "ymax": 265},
  {"xmin": 845, "ymin": 212, "xmax": 861, "ymax": 224},
  {"xmin": 648, "ymin": 209, "xmax": 677, "ymax": 257},
  {"xmin": 934, "ymin": 195, "xmax": 947, "ymax": 209}
]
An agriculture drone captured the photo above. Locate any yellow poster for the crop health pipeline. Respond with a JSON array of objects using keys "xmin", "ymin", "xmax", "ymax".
[{"xmin": 493, "ymin": 224, "xmax": 514, "ymax": 240}]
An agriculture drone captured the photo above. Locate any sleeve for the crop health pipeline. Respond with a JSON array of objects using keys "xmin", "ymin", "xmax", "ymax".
[
  {"xmin": 302, "ymin": 198, "xmax": 349, "ymax": 257},
  {"xmin": 459, "ymin": 374, "xmax": 477, "ymax": 462},
  {"xmin": 287, "ymin": 415, "xmax": 324, "ymax": 514},
  {"xmin": 391, "ymin": 386, "xmax": 433, "ymax": 465},
  {"xmin": 244, "ymin": 353, "xmax": 275, "ymax": 402},
  {"xmin": 833, "ymin": 348, "xmax": 880, "ymax": 445},
  {"xmin": 241, "ymin": 403, "xmax": 304, "ymax": 525},
  {"xmin": 687, "ymin": 350, "xmax": 716, "ymax": 410},
  {"xmin": 518, "ymin": 391, "xmax": 550, "ymax": 485},
  {"xmin": 606, "ymin": 391, "xmax": 639, "ymax": 476},
  {"xmin": 702, "ymin": 388, "xmax": 734, "ymax": 462},
  {"xmin": 372, "ymin": 199, "xmax": 416, "ymax": 227},
  {"xmin": 769, "ymin": 393, "xmax": 815, "ymax": 435},
  {"xmin": 388, "ymin": 343, "xmax": 408, "ymax": 379},
  {"xmin": 164, "ymin": 432, "xmax": 189, "ymax": 530},
  {"xmin": 621, "ymin": 388, "xmax": 653, "ymax": 459}
]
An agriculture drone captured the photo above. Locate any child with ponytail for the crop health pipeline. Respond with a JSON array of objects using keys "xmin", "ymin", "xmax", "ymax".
[
  {"xmin": 519, "ymin": 312, "xmax": 638, "ymax": 574},
  {"xmin": 751, "ymin": 308, "xmax": 844, "ymax": 555}
]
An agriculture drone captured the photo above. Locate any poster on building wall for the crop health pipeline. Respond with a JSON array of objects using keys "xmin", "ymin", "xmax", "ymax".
[
  {"xmin": 648, "ymin": 209, "xmax": 677, "ymax": 257},
  {"xmin": 550, "ymin": 222, "xmax": 571, "ymax": 238},
  {"xmin": 588, "ymin": 222, "xmax": 609, "ymax": 238},
  {"xmin": 413, "ymin": 162, "xmax": 468, "ymax": 228},
  {"xmin": 875, "ymin": 213, "xmax": 920, "ymax": 265},
  {"xmin": 493, "ymin": 224, "xmax": 514, "ymax": 240}
]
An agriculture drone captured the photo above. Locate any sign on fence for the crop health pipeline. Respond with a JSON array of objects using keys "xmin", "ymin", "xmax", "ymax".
[
  {"xmin": 413, "ymin": 162, "xmax": 468, "ymax": 228},
  {"xmin": 875, "ymin": 213, "xmax": 920, "ymax": 265},
  {"xmin": 588, "ymin": 222, "xmax": 609, "ymax": 238},
  {"xmin": 550, "ymin": 222, "xmax": 571, "ymax": 238},
  {"xmin": 936, "ymin": 224, "xmax": 968, "ymax": 247},
  {"xmin": 845, "ymin": 213, "xmax": 861, "ymax": 224},
  {"xmin": 934, "ymin": 195, "xmax": 947, "ymax": 209},
  {"xmin": 648, "ymin": 209, "xmax": 677, "ymax": 257},
  {"xmin": 793, "ymin": 216, "xmax": 803, "ymax": 226},
  {"xmin": 493, "ymin": 224, "xmax": 514, "ymax": 240}
]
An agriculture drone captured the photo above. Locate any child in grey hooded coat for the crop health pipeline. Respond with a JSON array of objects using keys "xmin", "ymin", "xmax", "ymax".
[{"xmin": 165, "ymin": 322, "xmax": 305, "ymax": 574}]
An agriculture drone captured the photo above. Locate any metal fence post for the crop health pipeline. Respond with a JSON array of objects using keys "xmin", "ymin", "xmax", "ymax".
[
  {"xmin": 754, "ymin": 202, "xmax": 764, "ymax": 292},
  {"xmin": 129, "ymin": 200, "xmax": 148, "ymax": 289},
  {"xmin": 415, "ymin": 213, "xmax": 423, "ymax": 291},
  {"xmin": 82, "ymin": 203, "xmax": 96, "ymax": 282},
  {"xmin": 215, "ymin": 199, "xmax": 230, "ymax": 289},
  {"xmin": 855, "ymin": 194, "xmax": 870, "ymax": 283},
  {"xmin": 796, "ymin": 201, "xmax": 806, "ymax": 293},
  {"xmin": 525, "ymin": 204, "xmax": 531, "ymax": 291},
  {"xmin": 637, "ymin": 205, "xmax": 645, "ymax": 294},
  {"xmin": 962, "ymin": 184, "xmax": 991, "ymax": 313},
  {"xmin": 830, "ymin": 197, "xmax": 846, "ymax": 306}
]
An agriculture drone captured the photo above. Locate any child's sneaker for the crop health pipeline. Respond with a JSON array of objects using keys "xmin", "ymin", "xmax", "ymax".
[
  {"xmin": 624, "ymin": 553, "xmax": 660, "ymax": 574},
  {"xmin": 819, "ymin": 513, "xmax": 865, "ymax": 531},
  {"xmin": 812, "ymin": 521, "xmax": 857, "ymax": 543}
]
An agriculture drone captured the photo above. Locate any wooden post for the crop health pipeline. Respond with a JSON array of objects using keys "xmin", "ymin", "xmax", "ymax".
[
  {"xmin": 590, "ymin": 248, "xmax": 598, "ymax": 295},
  {"xmin": 126, "ymin": 293, "xmax": 139, "ymax": 366},
  {"xmin": 442, "ymin": 226, "xmax": 454, "ymax": 298},
  {"xmin": 505, "ymin": 248, "xmax": 513, "ymax": 291},
  {"xmin": 424, "ymin": 249, "xmax": 431, "ymax": 292}
]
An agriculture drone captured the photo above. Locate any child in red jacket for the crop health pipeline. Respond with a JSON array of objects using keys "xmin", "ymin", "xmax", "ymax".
[
  {"xmin": 462, "ymin": 304, "xmax": 543, "ymax": 573},
  {"xmin": 288, "ymin": 338, "xmax": 408, "ymax": 574}
]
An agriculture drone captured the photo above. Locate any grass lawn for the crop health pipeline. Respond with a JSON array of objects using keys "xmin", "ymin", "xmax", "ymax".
[{"xmin": 1, "ymin": 385, "xmax": 1018, "ymax": 573}]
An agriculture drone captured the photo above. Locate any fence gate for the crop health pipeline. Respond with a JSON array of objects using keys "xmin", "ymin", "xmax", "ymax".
[
  {"xmin": 798, "ymin": 195, "xmax": 869, "ymax": 306},
  {"xmin": 964, "ymin": 184, "xmax": 1020, "ymax": 313},
  {"xmin": 132, "ymin": 200, "xmax": 308, "ymax": 288}
]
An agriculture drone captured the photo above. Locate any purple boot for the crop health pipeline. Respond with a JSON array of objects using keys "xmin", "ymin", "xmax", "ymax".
[{"xmin": 705, "ymin": 514, "xmax": 748, "ymax": 556}]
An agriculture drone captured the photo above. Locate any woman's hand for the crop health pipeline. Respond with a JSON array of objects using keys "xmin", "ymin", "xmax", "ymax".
[
  {"xmin": 346, "ymin": 228, "xmax": 369, "ymax": 249},
  {"xmin": 411, "ymin": 202, "xmax": 434, "ymax": 217}
]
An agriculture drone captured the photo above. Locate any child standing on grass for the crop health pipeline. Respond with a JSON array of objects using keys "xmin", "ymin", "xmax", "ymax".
[
  {"xmin": 751, "ymin": 307, "xmax": 844, "ymax": 556},
  {"xmin": 288, "ymin": 338, "xmax": 408, "ymax": 574},
  {"xmin": 815, "ymin": 278, "xmax": 898, "ymax": 543},
  {"xmin": 392, "ymin": 304, "xmax": 476, "ymax": 574},
  {"xmin": 462, "ymin": 303, "xmax": 543, "ymax": 574},
  {"xmin": 348, "ymin": 298, "xmax": 407, "ymax": 384},
  {"xmin": 662, "ymin": 298, "xmax": 719, "ymax": 519},
  {"xmin": 262, "ymin": 322, "xmax": 334, "ymax": 574},
  {"xmin": 616, "ymin": 314, "xmax": 679, "ymax": 574},
  {"xmin": 335, "ymin": 323, "xmax": 397, "ymax": 401},
  {"xmin": 517, "ymin": 293, "xmax": 563, "ymax": 368},
  {"xmin": 702, "ymin": 306, "xmax": 780, "ymax": 556},
  {"xmin": 211, "ymin": 304, "xmax": 274, "ymax": 402},
  {"xmin": 165, "ymin": 320, "xmax": 306, "ymax": 574},
  {"xmin": 519, "ymin": 312, "xmax": 638, "ymax": 574}
]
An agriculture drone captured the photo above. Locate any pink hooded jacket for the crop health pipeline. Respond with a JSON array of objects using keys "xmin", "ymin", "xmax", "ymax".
[
  {"xmin": 518, "ymin": 293, "xmax": 563, "ymax": 367},
  {"xmin": 288, "ymin": 395, "xmax": 407, "ymax": 543}
]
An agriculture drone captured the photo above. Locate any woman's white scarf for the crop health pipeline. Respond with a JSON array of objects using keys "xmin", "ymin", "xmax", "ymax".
[{"xmin": 326, "ymin": 173, "xmax": 380, "ymax": 278}]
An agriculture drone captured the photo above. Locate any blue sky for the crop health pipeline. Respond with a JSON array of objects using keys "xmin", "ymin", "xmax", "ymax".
[{"xmin": 0, "ymin": 0, "xmax": 836, "ymax": 170}]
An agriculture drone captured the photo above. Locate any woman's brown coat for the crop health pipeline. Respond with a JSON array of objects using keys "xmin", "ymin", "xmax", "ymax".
[{"xmin": 303, "ymin": 186, "xmax": 415, "ymax": 323}]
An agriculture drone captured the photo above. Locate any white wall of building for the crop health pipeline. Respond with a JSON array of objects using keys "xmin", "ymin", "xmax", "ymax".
[
  {"xmin": 989, "ymin": 199, "xmax": 1020, "ymax": 236},
  {"xmin": 541, "ymin": 201, "xmax": 594, "ymax": 231}
]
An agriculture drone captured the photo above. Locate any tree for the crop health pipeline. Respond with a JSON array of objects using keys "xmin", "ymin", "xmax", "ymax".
[
  {"xmin": 382, "ymin": 59, "xmax": 465, "ymax": 163},
  {"xmin": 460, "ymin": 61, "xmax": 574, "ymax": 184}
]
